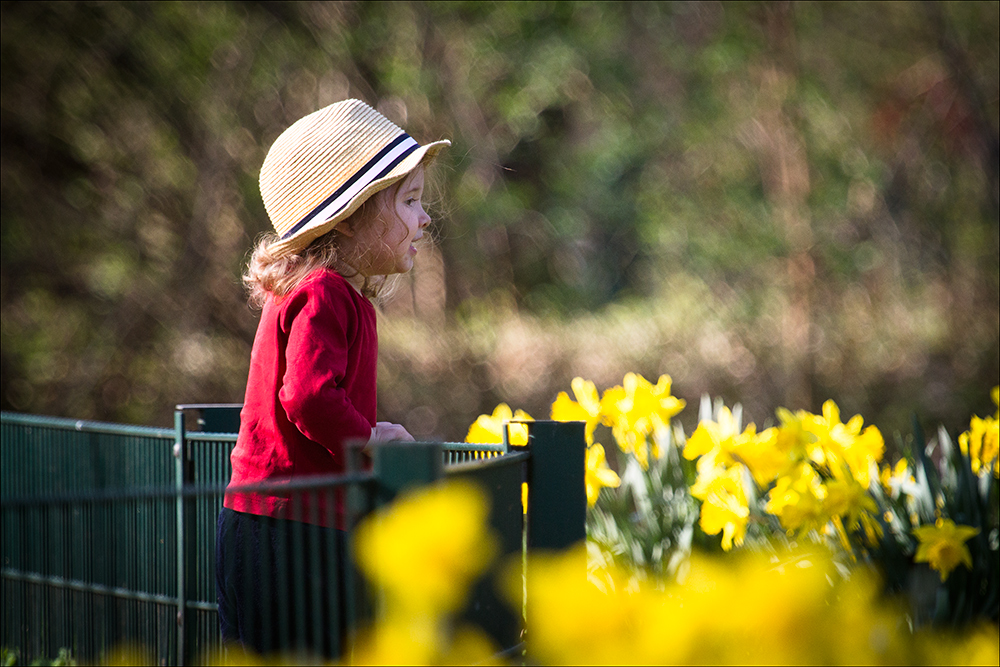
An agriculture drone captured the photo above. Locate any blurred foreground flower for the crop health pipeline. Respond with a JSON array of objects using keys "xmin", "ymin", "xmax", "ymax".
[
  {"xmin": 350, "ymin": 618, "xmax": 499, "ymax": 666},
  {"xmin": 354, "ymin": 479, "xmax": 497, "ymax": 613},
  {"xmin": 505, "ymin": 544, "xmax": 999, "ymax": 665},
  {"xmin": 352, "ymin": 479, "xmax": 500, "ymax": 665},
  {"xmin": 101, "ymin": 644, "xmax": 153, "ymax": 666}
]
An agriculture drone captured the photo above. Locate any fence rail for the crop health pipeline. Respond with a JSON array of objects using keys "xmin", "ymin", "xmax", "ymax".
[{"xmin": 1, "ymin": 408, "xmax": 584, "ymax": 665}]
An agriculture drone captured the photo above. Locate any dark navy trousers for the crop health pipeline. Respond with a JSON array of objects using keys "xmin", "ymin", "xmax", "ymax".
[{"xmin": 215, "ymin": 508, "xmax": 348, "ymax": 658}]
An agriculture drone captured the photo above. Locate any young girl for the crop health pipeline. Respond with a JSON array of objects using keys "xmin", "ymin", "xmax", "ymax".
[{"xmin": 215, "ymin": 99, "xmax": 449, "ymax": 656}]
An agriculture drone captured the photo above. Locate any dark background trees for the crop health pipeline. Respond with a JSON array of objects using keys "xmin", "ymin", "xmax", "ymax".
[{"xmin": 2, "ymin": 1, "xmax": 997, "ymax": 440}]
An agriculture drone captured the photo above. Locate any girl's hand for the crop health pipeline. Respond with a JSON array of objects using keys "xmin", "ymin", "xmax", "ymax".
[{"xmin": 369, "ymin": 421, "xmax": 415, "ymax": 444}]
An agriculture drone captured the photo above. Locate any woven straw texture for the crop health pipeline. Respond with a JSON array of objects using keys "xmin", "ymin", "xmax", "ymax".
[{"xmin": 259, "ymin": 99, "xmax": 449, "ymax": 255}]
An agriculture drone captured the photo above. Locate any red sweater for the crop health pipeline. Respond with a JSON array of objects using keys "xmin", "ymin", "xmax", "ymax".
[{"xmin": 224, "ymin": 268, "xmax": 376, "ymax": 528}]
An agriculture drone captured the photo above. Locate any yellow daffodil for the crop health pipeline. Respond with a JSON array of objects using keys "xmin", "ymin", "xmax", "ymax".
[
  {"xmin": 729, "ymin": 426, "xmax": 795, "ymax": 486},
  {"xmin": 823, "ymin": 477, "xmax": 880, "ymax": 551},
  {"xmin": 601, "ymin": 373, "xmax": 685, "ymax": 469},
  {"xmin": 613, "ymin": 419, "xmax": 651, "ymax": 469},
  {"xmin": 648, "ymin": 373, "xmax": 687, "ymax": 422},
  {"xmin": 683, "ymin": 405, "xmax": 741, "ymax": 461},
  {"xmin": 823, "ymin": 477, "xmax": 877, "ymax": 520},
  {"xmin": 840, "ymin": 425, "xmax": 884, "ymax": 484},
  {"xmin": 689, "ymin": 456, "xmax": 725, "ymax": 499},
  {"xmin": 775, "ymin": 406, "xmax": 820, "ymax": 462},
  {"xmin": 691, "ymin": 464, "xmax": 750, "ymax": 551},
  {"xmin": 913, "ymin": 518, "xmax": 980, "ymax": 582},
  {"xmin": 585, "ymin": 443, "xmax": 621, "ymax": 507},
  {"xmin": 684, "ymin": 406, "xmax": 775, "ymax": 489},
  {"xmin": 959, "ymin": 408, "xmax": 999, "ymax": 477},
  {"xmin": 765, "ymin": 463, "xmax": 828, "ymax": 534},
  {"xmin": 465, "ymin": 403, "xmax": 534, "ymax": 446},
  {"xmin": 807, "ymin": 400, "xmax": 884, "ymax": 485},
  {"xmin": 607, "ymin": 373, "xmax": 684, "ymax": 429},
  {"xmin": 551, "ymin": 377, "xmax": 603, "ymax": 444}
]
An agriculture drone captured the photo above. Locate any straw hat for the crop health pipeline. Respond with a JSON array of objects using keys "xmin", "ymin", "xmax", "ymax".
[{"xmin": 259, "ymin": 99, "xmax": 450, "ymax": 256}]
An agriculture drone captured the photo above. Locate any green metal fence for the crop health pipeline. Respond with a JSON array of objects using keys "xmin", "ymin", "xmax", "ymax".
[{"xmin": 1, "ymin": 408, "xmax": 585, "ymax": 665}]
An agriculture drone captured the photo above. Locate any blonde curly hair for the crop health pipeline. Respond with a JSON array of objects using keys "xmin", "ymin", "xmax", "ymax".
[{"xmin": 243, "ymin": 187, "xmax": 394, "ymax": 307}]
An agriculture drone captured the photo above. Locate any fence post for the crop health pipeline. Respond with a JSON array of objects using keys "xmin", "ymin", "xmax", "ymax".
[
  {"xmin": 173, "ymin": 407, "xmax": 201, "ymax": 666},
  {"xmin": 522, "ymin": 421, "xmax": 586, "ymax": 550},
  {"xmin": 520, "ymin": 420, "xmax": 586, "ymax": 628},
  {"xmin": 343, "ymin": 441, "xmax": 442, "ymax": 655}
]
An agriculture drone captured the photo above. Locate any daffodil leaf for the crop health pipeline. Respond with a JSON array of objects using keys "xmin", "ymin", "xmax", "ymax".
[{"xmin": 913, "ymin": 415, "xmax": 943, "ymax": 511}]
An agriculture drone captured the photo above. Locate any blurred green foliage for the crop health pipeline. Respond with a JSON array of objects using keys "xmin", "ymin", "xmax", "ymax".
[
  {"xmin": 0, "ymin": 646, "xmax": 75, "ymax": 666},
  {"xmin": 1, "ymin": 1, "xmax": 997, "ymax": 440}
]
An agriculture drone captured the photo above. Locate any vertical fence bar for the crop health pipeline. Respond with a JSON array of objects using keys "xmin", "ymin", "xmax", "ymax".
[
  {"xmin": 518, "ymin": 421, "xmax": 586, "ymax": 633},
  {"xmin": 445, "ymin": 453, "xmax": 526, "ymax": 650},
  {"xmin": 173, "ymin": 409, "xmax": 187, "ymax": 666},
  {"xmin": 520, "ymin": 421, "xmax": 586, "ymax": 550},
  {"xmin": 344, "ymin": 442, "xmax": 372, "ymax": 650},
  {"xmin": 347, "ymin": 441, "xmax": 443, "ymax": 656}
]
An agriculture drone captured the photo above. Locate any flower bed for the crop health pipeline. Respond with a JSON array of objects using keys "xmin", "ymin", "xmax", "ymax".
[{"xmin": 450, "ymin": 377, "xmax": 999, "ymax": 662}]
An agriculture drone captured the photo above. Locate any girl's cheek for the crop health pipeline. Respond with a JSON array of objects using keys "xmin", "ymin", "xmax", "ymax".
[{"xmin": 390, "ymin": 220, "xmax": 409, "ymax": 246}]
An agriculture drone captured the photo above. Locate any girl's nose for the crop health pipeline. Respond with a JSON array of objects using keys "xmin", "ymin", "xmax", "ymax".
[{"xmin": 419, "ymin": 208, "xmax": 431, "ymax": 228}]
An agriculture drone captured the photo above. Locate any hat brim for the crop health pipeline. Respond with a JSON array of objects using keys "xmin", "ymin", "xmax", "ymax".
[{"xmin": 267, "ymin": 139, "xmax": 450, "ymax": 256}]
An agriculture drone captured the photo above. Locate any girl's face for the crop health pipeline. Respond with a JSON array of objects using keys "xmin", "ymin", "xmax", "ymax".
[{"xmin": 349, "ymin": 166, "xmax": 430, "ymax": 277}]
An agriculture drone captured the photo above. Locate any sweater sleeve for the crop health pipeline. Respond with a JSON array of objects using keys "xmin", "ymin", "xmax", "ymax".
[{"xmin": 277, "ymin": 280, "xmax": 373, "ymax": 452}]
